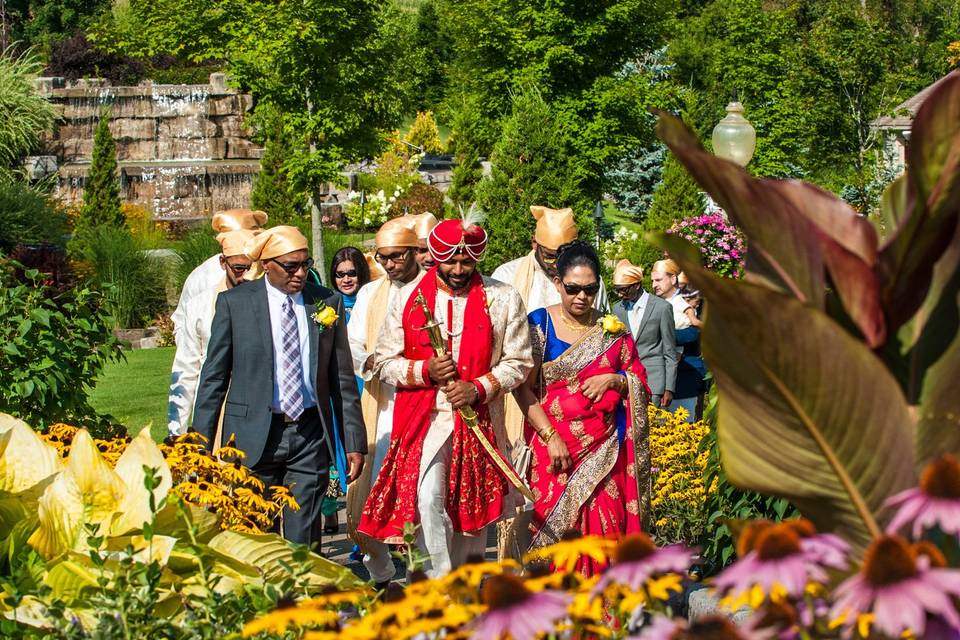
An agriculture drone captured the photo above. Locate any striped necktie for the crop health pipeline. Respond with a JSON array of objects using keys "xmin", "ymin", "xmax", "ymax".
[{"xmin": 279, "ymin": 296, "xmax": 305, "ymax": 419}]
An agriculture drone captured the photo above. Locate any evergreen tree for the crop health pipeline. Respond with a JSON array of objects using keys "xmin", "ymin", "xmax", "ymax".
[
  {"xmin": 251, "ymin": 118, "xmax": 307, "ymax": 224},
  {"xmin": 645, "ymin": 150, "xmax": 705, "ymax": 231},
  {"xmin": 405, "ymin": 110, "xmax": 444, "ymax": 154},
  {"xmin": 475, "ymin": 87, "xmax": 590, "ymax": 270},
  {"xmin": 604, "ymin": 144, "xmax": 665, "ymax": 221},
  {"xmin": 447, "ymin": 95, "xmax": 486, "ymax": 208},
  {"xmin": 77, "ymin": 112, "xmax": 123, "ymax": 231}
]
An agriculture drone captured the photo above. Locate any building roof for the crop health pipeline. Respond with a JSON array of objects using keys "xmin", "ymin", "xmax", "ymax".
[{"xmin": 872, "ymin": 74, "xmax": 953, "ymax": 130}]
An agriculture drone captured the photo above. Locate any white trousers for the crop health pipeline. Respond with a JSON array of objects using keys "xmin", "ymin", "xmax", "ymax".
[
  {"xmin": 417, "ymin": 437, "xmax": 487, "ymax": 577},
  {"xmin": 362, "ymin": 416, "xmax": 397, "ymax": 583}
]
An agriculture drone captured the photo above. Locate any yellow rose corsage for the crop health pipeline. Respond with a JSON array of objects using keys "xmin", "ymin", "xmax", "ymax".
[
  {"xmin": 600, "ymin": 314, "xmax": 626, "ymax": 335},
  {"xmin": 312, "ymin": 303, "xmax": 339, "ymax": 332}
]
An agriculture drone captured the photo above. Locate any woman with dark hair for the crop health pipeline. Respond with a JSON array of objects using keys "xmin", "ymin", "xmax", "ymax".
[
  {"xmin": 513, "ymin": 240, "xmax": 650, "ymax": 574},
  {"xmin": 320, "ymin": 246, "xmax": 372, "ymax": 536},
  {"xmin": 330, "ymin": 246, "xmax": 372, "ymax": 322}
]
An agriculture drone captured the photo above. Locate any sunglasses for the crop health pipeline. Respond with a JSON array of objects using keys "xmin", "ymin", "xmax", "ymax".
[
  {"xmin": 537, "ymin": 247, "xmax": 558, "ymax": 264},
  {"xmin": 613, "ymin": 284, "xmax": 638, "ymax": 297},
  {"xmin": 562, "ymin": 281, "xmax": 601, "ymax": 296},
  {"xmin": 270, "ymin": 257, "xmax": 314, "ymax": 275},
  {"xmin": 334, "ymin": 269, "xmax": 358, "ymax": 279},
  {"xmin": 375, "ymin": 250, "xmax": 411, "ymax": 265},
  {"xmin": 224, "ymin": 262, "xmax": 252, "ymax": 275}
]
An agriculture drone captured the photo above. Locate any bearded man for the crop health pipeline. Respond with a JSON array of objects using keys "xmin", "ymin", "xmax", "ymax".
[{"xmin": 358, "ymin": 217, "xmax": 533, "ymax": 577}]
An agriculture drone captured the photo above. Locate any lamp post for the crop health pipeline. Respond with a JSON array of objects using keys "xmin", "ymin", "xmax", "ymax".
[
  {"xmin": 712, "ymin": 101, "xmax": 756, "ymax": 167},
  {"xmin": 593, "ymin": 201, "xmax": 604, "ymax": 251}
]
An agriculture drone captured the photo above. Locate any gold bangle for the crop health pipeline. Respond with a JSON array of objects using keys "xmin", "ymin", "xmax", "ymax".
[{"xmin": 537, "ymin": 425, "xmax": 557, "ymax": 443}]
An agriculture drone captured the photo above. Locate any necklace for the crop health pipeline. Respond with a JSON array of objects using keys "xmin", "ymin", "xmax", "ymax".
[{"xmin": 558, "ymin": 308, "xmax": 594, "ymax": 334}]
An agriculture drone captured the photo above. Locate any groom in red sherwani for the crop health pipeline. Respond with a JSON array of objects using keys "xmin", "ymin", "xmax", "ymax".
[{"xmin": 358, "ymin": 218, "xmax": 534, "ymax": 577}]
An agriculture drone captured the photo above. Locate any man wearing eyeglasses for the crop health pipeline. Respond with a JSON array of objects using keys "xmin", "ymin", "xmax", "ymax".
[
  {"xmin": 193, "ymin": 226, "xmax": 366, "ymax": 545},
  {"xmin": 345, "ymin": 216, "xmax": 425, "ymax": 588},
  {"xmin": 610, "ymin": 259, "xmax": 677, "ymax": 409},
  {"xmin": 167, "ymin": 228, "xmax": 259, "ymax": 437}
]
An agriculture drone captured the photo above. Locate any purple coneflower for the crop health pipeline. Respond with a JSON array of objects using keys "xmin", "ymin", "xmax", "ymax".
[
  {"xmin": 830, "ymin": 534, "xmax": 960, "ymax": 638},
  {"xmin": 886, "ymin": 454, "xmax": 960, "ymax": 538},
  {"xmin": 470, "ymin": 574, "xmax": 571, "ymax": 640},
  {"xmin": 592, "ymin": 533, "xmax": 694, "ymax": 594},
  {"xmin": 630, "ymin": 614, "xmax": 752, "ymax": 640},
  {"xmin": 712, "ymin": 520, "xmax": 839, "ymax": 603}
]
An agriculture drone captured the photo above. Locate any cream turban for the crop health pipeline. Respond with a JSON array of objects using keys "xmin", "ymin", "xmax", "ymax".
[
  {"xmin": 245, "ymin": 225, "xmax": 308, "ymax": 261},
  {"xmin": 365, "ymin": 252, "xmax": 386, "ymax": 280},
  {"xmin": 211, "ymin": 209, "xmax": 268, "ymax": 233},
  {"xmin": 613, "ymin": 259, "xmax": 645, "ymax": 286},
  {"xmin": 531, "ymin": 205, "xmax": 578, "ymax": 250},
  {"xmin": 375, "ymin": 216, "xmax": 418, "ymax": 250},
  {"xmin": 412, "ymin": 212, "xmax": 439, "ymax": 240},
  {"xmin": 216, "ymin": 229, "xmax": 258, "ymax": 257}
]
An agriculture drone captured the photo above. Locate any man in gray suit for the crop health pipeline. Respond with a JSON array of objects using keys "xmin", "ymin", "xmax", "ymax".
[
  {"xmin": 610, "ymin": 259, "xmax": 677, "ymax": 408},
  {"xmin": 193, "ymin": 225, "xmax": 366, "ymax": 545}
]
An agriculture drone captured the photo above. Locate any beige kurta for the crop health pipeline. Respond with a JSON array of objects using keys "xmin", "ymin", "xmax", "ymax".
[{"xmin": 371, "ymin": 274, "xmax": 534, "ymax": 575}]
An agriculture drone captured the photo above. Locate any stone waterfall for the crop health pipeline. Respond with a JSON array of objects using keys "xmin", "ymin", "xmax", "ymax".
[{"xmin": 34, "ymin": 73, "xmax": 263, "ymax": 221}]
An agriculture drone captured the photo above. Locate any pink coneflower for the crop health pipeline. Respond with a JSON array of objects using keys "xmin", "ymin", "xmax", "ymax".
[
  {"xmin": 885, "ymin": 454, "xmax": 960, "ymax": 538},
  {"xmin": 712, "ymin": 520, "xmax": 837, "ymax": 602},
  {"xmin": 830, "ymin": 535, "xmax": 960, "ymax": 638},
  {"xmin": 592, "ymin": 533, "xmax": 694, "ymax": 594},
  {"xmin": 470, "ymin": 574, "xmax": 571, "ymax": 640},
  {"xmin": 787, "ymin": 519, "xmax": 849, "ymax": 570}
]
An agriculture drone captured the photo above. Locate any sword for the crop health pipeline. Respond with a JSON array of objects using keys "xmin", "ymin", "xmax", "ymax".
[{"xmin": 414, "ymin": 291, "xmax": 536, "ymax": 502}]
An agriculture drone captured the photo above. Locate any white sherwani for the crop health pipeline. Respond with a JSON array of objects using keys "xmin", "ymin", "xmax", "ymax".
[
  {"xmin": 171, "ymin": 255, "xmax": 224, "ymax": 343},
  {"xmin": 491, "ymin": 253, "xmax": 608, "ymax": 314},
  {"xmin": 373, "ymin": 275, "xmax": 534, "ymax": 576},
  {"xmin": 347, "ymin": 275, "xmax": 422, "ymax": 583},
  {"xmin": 167, "ymin": 278, "xmax": 225, "ymax": 436}
]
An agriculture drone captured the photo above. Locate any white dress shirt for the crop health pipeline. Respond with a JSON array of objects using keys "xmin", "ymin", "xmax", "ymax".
[
  {"xmin": 625, "ymin": 290, "xmax": 651, "ymax": 340},
  {"xmin": 667, "ymin": 291, "xmax": 693, "ymax": 330},
  {"xmin": 171, "ymin": 254, "xmax": 225, "ymax": 343},
  {"xmin": 265, "ymin": 279, "xmax": 318, "ymax": 412}
]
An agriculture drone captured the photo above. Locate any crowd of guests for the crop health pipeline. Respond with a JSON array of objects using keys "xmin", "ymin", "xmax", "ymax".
[{"xmin": 166, "ymin": 206, "xmax": 707, "ymax": 583}]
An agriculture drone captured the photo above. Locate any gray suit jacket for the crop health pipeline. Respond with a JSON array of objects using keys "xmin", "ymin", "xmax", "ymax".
[
  {"xmin": 613, "ymin": 294, "xmax": 678, "ymax": 396},
  {"xmin": 192, "ymin": 277, "xmax": 367, "ymax": 466}
]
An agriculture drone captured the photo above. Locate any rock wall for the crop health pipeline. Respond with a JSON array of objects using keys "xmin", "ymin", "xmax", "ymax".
[{"xmin": 37, "ymin": 73, "xmax": 264, "ymax": 221}]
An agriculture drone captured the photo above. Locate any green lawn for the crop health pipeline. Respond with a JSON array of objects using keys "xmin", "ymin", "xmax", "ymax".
[{"xmin": 89, "ymin": 347, "xmax": 175, "ymax": 442}]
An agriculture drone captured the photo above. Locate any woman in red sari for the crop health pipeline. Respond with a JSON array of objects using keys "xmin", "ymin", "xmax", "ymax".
[{"xmin": 514, "ymin": 241, "xmax": 650, "ymax": 574}]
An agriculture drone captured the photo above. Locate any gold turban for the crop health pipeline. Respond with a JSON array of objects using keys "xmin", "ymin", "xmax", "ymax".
[
  {"xmin": 216, "ymin": 229, "xmax": 258, "ymax": 257},
  {"xmin": 365, "ymin": 252, "xmax": 386, "ymax": 280},
  {"xmin": 375, "ymin": 216, "xmax": 418, "ymax": 249},
  {"xmin": 652, "ymin": 258, "xmax": 681, "ymax": 277},
  {"xmin": 613, "ymin": 259, "xmax": 645, "ymax": 286},
  {"xmin": 531, "ymin": 205, "xmax": 577, "ymax": 250},
  {"xmin": 244, "ymin": 225, "xmax": 308, "ymax": 261},
  {"xmin": 210, "ymin": 209, "xmax": 268, "ymax": 233},
  {"xmin": 412, "ymin": 212, "xmax": 439, "ymax": 240}
]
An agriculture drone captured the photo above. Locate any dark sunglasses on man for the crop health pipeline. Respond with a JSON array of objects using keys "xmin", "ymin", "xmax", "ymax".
[
  {"xmin": 224, "ymin": 261, "xmax": 252, "ymax": 275},
  {"xmin": 561, "ymin": 281, "xmax": 601, "ymax": 296},
  {"xmin": 613, "ymin": 284, "xmax": 639, "ymax": 298},
  {"xmin": 334, "ymin": 269, "xmax": 358, "ymax": 279},
  {"xmin": 269, "ymin": 257, "xmax": 314, "ymax": 275}
]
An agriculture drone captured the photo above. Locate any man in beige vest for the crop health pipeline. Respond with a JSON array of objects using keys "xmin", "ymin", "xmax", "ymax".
[{"xmin": 346, "ymin": 216, "xmax": 424, "ymax": 587}]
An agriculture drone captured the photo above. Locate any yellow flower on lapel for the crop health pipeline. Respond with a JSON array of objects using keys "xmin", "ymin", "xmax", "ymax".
[
  {"xmin": 600, "ymin": 314, "xmax": 626, "ymax": 335},
  {"xmin": 312, "ymin": 303, "xmax": 339, "ymax": 332}
]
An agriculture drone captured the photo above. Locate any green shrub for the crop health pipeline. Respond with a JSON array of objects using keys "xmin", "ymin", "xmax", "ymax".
[
  {"xmin": 74, "ymin": 226, "xmax": 168, "ymax": 329},
  {"xmin": 0, "ymin": 179, "xmax": 68, "ymax": 252},
  {"xmin": 173, "ymin": 226, "xmax": 220, "ymax": 292},
  {"xmin": 0, "ymin": 257, "xmax": 123, "ymax": 431},
  {"xmin": 394, "ymin": 182, "xmax": 444, "ymax": 216},
  {"xmin": 76, "ymin": 112, "xmax": 124, "ymax": 232}
]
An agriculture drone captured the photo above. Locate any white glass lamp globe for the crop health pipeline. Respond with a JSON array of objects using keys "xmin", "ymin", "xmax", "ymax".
[{"xmin": 712, "ymin": 102, "xmax": 756, "ymax": 167}]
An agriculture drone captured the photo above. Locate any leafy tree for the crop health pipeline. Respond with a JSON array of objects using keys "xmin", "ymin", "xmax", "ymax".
[
  {"xmin": 250, "ymin": 108, "xmax": 307, "ymax": 225},
  {"xmin": 405, "ymin": 110, "xmax": 444, "ymax": 154},
  {"xmin": 447, "ymin": 94, "xmax": 489, "ymax": 207},
  {"xmin": 475, "ymin": 87, "xmax": 590, "ymax": 270},
  {"xmin": 411, "ymin": 0, "xmax": 454, "ymax": 112},
  {"xmin": 0, "ymin": 47, "xmax": 57, "ymax": 173},
  {"xmin": 76, "ymin": 112, "xmax": 123, "ymax": 231},
  {"xmin": 0, "ymin": 179, "xmax": 68, "ymax": 252}
]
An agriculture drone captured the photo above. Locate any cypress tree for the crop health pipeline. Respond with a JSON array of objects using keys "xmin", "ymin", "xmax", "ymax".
[
  {"xmin": 78, "ymin": 112, "xmax": 123, "ymax": 231},
  {"xmin": 475, "ymin": 87, "xmax": 590, "ymax": 270},
  {"xmin": 447, "ymin": 95, "xmax": 486, "ymax": 209}
]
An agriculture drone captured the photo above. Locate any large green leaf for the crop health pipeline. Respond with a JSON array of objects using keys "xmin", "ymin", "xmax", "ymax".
[
  {"xmin": 653, "ymin": 110, "xmax": 826, "ymax": 307},
  {"xmin": 0, "ymin": 414, "xmax": 63, "ymax": 495},
  {"xmin": 44, "ymin": 555, "xmax": 99, "ymax": 602},
  {"xmin": 206, "ymin": 530, "xmax": 362, "ymax": 589},
  {"xmin": 879, "ymin": 71, "xmax": 960, "ymax": 329},
  {"xmin": 917, "ymin": 327, "xmax": 960, "ymax": 467},
  {"xmin": 660, "ymin": 235, "xmax": 916, "ymax": 551}
]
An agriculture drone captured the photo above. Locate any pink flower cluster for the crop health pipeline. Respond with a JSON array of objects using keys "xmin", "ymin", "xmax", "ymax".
[{"xmin": 667, "ymin": 212, "xmax": 746, "ymax": 278}]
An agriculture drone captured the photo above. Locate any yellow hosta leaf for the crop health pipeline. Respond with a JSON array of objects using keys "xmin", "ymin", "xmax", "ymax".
[
  {"xmin": 28, "ymin": 430, "xmax": 126, "ymax": 559},
  {"xmin": 112, "ymin": 429, "xmax": 173, "ymax": 535},
  {"xmin": 0, "ymin": 413, "xmax": 62, "ymax": 494},
  {"xmin": 44, "ymin": 555, "xmax": 99, "ymax": 601}
]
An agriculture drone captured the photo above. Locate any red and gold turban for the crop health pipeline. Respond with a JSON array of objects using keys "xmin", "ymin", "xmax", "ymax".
[{"xmin": 428, "ymin": 219, "xmax": 487, "ymax": 263}]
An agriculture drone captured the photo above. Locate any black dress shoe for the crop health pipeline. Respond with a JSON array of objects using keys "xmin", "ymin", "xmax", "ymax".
[{"xmin": 373, "ymin": 580, "xmax": 391, "ymax": 591}]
